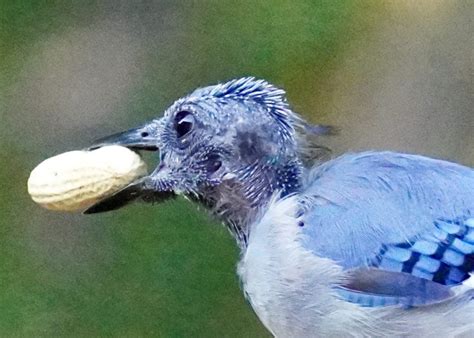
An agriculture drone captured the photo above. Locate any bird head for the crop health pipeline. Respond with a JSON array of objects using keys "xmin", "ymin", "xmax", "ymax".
[{"xmin": 85, "ymin": 77, "xmax": 331, "ymax": 244}]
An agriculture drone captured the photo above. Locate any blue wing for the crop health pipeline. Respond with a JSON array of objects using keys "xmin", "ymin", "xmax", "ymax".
[
  {"xmin": 371, "ymin": 218, "xmax": 474, "ymax": 285},
  {"xmin": 299, "ymin": 151, "xmax": 474, "ymax": 306}
]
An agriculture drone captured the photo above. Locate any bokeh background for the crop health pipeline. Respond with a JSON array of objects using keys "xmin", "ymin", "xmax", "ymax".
[{"xmin": 1, "ymin": 1, "xmax": 472, "ymax": 336}]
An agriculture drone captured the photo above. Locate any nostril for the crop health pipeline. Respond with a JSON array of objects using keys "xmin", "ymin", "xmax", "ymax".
[{"xmin": 141, "ymin": 131, "xmax": 149, "ymax": 138}]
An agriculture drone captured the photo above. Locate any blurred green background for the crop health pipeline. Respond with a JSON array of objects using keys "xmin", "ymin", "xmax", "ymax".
[{"xmin": 0, "ymin": 1, "xmax": 472, "ymax": 336}]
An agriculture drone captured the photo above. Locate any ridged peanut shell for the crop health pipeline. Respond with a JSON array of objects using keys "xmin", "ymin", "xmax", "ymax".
[{"xmin": 27, "ymin": 145, "xmax": 147, "ymax": 212}]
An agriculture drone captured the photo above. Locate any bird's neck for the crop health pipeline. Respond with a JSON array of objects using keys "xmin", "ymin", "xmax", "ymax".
[{"xmin": 197, "ymin": 160, "xmax": 302, "ymax": 249}]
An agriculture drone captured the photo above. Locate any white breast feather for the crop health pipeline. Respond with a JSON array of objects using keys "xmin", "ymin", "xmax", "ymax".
[{"xmin": 238, "ymin": 195, "xmax": 474, "ymax": 337}]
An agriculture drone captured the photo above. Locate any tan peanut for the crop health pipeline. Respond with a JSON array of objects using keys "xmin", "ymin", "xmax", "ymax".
[{"xmin": 27, "ymin": 145, "xmax": 147, "ymax": 212}]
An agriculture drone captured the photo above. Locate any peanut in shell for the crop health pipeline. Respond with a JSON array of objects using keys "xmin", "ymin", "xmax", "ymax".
[{"xmin": 27, "ymin": 145, "xmax": 147, "ymax": 212}]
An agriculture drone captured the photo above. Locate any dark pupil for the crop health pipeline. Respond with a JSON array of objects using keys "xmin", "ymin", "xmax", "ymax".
[
  {"xmin": 175, "ymin": 111, "xmax": 193, "ymax": 138},
  {"xmin": 176, "ymin": 120, "xmax": 192, "ymax": 138}
]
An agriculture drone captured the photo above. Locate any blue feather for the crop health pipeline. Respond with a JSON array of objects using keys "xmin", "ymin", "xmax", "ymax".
[
  {"xmin": 194, "ymin": 77, "xmax": 302, "ymax": 141},
  {"xmin": 414, "ymin": 255, "xmax": 440, "ymax": 273},
  {"xmin": 298, "ymin": 151, "xmax": 474, "ymax": 306},
  {"xmin": 334, "ymin": 268, "xmax": 454, "ymax": 307}
]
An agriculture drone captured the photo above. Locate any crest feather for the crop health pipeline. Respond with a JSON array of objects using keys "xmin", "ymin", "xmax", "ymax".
[{"xmin": 209, "ymin": 77, "xmax": 303, "ymax": 137}]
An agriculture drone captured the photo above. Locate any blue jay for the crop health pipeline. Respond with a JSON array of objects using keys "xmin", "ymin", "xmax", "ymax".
[{"xmin": 87, "ymin": 78, "xmax": 474, "ymax": 337}]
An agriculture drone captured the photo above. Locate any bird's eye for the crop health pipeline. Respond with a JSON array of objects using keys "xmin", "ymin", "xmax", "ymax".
[{"xmin": 174, "ymin": 111, "xmax": 194, "ymax": 139}]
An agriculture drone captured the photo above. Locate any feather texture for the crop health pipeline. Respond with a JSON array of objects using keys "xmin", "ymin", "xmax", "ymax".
[{"xmin": 97, "ymin": 77, "xmax": 474, "ymax": 336}]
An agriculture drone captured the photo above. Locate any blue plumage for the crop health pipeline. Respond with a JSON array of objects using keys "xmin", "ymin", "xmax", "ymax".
[
  {"xmin": 88, "ymin": 77, "xmax": 474, "ymax": 335},
  {"xmin": 299, "ymin": 151, "xmax": 474, "ymax": 306},
  {"xmin": 371, "ymin": 218, "xmax": 474, "ymax": 285}
]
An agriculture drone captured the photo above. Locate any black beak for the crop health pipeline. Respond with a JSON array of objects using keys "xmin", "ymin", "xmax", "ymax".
[
  {"xmin": 88, "ymin": 125, "xmax": 159, "ymax": 151},
  {"xmin": 83, "ymin": 177, "xmax": 176, "ymax": 214},
  {"xmin": 83, "ymin": 180, "xmax": 147, "ymax": 214}
]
